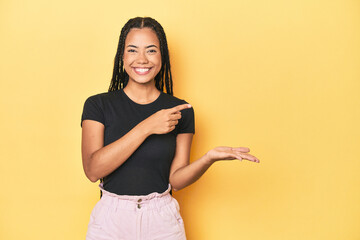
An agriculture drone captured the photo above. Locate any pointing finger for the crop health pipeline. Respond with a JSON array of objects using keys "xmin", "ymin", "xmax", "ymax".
[{"xmin": 170, "ymin": 104, "xmax": 192, "ymax": 113}]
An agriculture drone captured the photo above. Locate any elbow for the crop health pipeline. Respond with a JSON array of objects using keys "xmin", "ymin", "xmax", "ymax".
[
  {"xmin": 171, "ymin": 185, "xmax": 184, "ymax": 192},
  {"xmin": 87, "ymin": 174, "xmax": 99, "ymax": 183},
  {"xmin": 169, "ymin": 178, "xmax": 182, "ymax": 192},
  {"xmin": 84, "ymin": 169, "xmax": 99, "ymax": 183},
  {"xmin": 83, "ymin": 155, "xmax": 100, "ymax": 183},
  {"xmin": 89, "ymin": 177, "xmax": 99, "ymax": 183}
]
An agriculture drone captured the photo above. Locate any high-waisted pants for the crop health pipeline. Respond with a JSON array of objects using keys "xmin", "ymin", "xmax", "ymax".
[{"xmin": 86, "ymin": 183, "xmax": 187, "ymax": 240}]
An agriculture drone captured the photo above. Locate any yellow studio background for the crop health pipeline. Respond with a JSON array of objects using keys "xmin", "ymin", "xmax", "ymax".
[{"xmin": 0, "ymin": 0, "xmax": 359, "ymax": 239}]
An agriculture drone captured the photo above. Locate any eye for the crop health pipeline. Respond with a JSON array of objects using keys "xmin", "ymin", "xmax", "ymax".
[
  {"xmin": 148, "ymin": 49, "xmax": 157, "ymax": 53},
  {"xmin": 127, "ymin": 49, "xmax": 136, "ymax": 53}
]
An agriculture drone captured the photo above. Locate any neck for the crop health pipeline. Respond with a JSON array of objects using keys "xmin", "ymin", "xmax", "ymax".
[{"xmin": 123, "ymin": 80, "xmax": 160, "ymax": 104}]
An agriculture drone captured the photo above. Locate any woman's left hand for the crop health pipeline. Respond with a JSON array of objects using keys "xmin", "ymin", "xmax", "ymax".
[{"xmin": 206, "ymin": 146, "xmax": 260, "ymax": 164}]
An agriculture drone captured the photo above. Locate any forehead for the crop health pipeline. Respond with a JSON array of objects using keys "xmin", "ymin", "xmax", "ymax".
[{"xmin": 125, "ymin": 27, "xmax": 160, "ymax": 47}]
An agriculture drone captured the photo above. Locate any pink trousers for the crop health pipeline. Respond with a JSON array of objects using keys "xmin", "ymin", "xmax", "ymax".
[{"xmin": 86, "ymin": 183, "xmax": 187, "ymax": 240}]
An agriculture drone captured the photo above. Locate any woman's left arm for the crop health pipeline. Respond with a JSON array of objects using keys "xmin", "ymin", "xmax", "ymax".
[{"xmin": 169, "ymin": 133, "xmax": 260, "ymax": 191}]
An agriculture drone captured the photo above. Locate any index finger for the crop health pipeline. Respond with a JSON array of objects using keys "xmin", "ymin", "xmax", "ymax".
[{"xmin": 169, "ymin": 103, "xmax": 192, "ymax": 113}]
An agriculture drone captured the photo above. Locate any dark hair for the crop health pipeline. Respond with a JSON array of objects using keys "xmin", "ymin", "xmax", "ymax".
[{"xmin": 108, "ymin": 17, "xmax": 173, "ymax": 95}]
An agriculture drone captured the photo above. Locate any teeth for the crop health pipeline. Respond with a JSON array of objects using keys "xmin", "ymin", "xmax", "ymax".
[{"xmin": 135, "ymin": 68, "xmax": 150, "ymax": 73}]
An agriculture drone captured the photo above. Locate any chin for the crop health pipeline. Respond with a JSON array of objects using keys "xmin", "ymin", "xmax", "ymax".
[{"xmin": 129, "ymin": 78, "xmax": 156, "ymax": 85}]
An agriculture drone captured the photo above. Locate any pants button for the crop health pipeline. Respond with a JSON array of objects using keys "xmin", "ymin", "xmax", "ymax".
[{"xmin": 137, "ymin": 199, "xmax": 142, "ymax": 203}]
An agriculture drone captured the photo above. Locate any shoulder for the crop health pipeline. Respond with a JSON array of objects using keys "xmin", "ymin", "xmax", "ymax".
[
  {"xmin": 81, "ymin": 91, "xmax": 123, "ymax": 126},
  {"xmin": 83, "ymin": 90, "xmax": 123, "ymax": 108},
  {"xmin": 161, "ymin": 92, "xmax": 191, "ymax": 106},
  {"xmin": 85, "ymin": 90, "xmax": 120, "ymax": 102}
]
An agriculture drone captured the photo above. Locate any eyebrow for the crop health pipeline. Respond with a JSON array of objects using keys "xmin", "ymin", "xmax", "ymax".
[{"xmin": 126, "ymin": 44, "xmax": 158, "ymax": 48}]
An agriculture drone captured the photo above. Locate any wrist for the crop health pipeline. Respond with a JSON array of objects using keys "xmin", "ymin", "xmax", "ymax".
[
  {"xmin": 204, "ymin": 151, "xmax": 215, "ymax": 165},
  {"xmin": 138, "ymin": 120, "xmax": 152, "ymax": 137}
]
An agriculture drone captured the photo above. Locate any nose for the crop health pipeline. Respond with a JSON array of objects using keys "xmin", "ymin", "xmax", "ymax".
[{"xmin": 136, "ymin": 51, "xmax": 149, "ymax": 64}]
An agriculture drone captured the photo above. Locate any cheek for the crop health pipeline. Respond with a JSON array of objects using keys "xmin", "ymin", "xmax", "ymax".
[
  {"xmin": 155, "ymin": 58, "xmax": 162, "ymax": 72},
  {"xmin": 123, "ymin": 51, "xmax": 138, "ymax": 63},
  {"xmin": 154, "ymin": 55, "xmax": 162, "ymax": 67},
  {"xmin": 122, "ymin": 54, "xmax": 131, "ymax": 65}
]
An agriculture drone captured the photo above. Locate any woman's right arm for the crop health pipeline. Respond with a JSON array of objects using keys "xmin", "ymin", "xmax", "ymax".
[
  {"xmin": 81, "ymin": 103, "xmax": 192, "ymax": 182},
  {"xmin": 81, "ymin": 119, "xmax": 151, "ymax": 182}
]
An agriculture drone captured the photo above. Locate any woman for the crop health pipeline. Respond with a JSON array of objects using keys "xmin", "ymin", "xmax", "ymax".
[{"xmin": 81, "ymin": 17, "xmax": 260, "ymax": 240}]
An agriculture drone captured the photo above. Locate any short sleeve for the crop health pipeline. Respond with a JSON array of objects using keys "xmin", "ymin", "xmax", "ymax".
[
  {"xmin": 177, "ymin": 101, "xmax": 195, "ymax": 134},
  {"xmin": 81, "ymin": 95, "xmax": 105, "ymax": 127}
]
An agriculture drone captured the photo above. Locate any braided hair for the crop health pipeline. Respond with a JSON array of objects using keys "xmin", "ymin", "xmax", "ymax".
[
  {"xmin": 108, "ymin": 17, "xmax": 173, "ymax": 95},
  {"xmin": 100, "ymin": 17, "xmax": 174, "ymax": 197}
]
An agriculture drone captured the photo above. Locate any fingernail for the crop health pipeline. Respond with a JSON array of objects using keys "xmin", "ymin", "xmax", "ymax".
[{"xmin": 188, "ymin": 104, "xmax": 192, "ymax": 108}]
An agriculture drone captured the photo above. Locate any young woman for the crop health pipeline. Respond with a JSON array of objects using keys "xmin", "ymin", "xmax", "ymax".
[{"xmin": 81, "ymin": 17, "xmax": 260, "ymax": 240}]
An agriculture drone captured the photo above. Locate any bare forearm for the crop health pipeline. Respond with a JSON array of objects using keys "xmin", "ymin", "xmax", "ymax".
[
  {"xmin": 170, "ymin": 153, "xmax": 214, "ymax": 191},
  {"xmin": 86, "ymin": 121, "xmax": 151, "ymax": 182},
  {"xmin": 169, "ymin": 146, "xmax": 260, "ymax": 191}
]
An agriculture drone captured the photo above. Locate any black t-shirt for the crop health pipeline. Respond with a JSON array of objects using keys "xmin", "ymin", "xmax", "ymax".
[{"xmin": 81, "ymin": 89, "xmax": 195, "ymax": 195}]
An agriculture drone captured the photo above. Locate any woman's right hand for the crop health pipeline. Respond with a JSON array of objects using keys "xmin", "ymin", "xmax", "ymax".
[{"xmin": 143, "ymin": 103, "xmax": 192, "ymax": 135}]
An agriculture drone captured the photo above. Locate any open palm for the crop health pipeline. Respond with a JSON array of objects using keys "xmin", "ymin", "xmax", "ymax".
[{"xmin": 206, "ymin": 146, "xmax": 260, "ymax": 163}]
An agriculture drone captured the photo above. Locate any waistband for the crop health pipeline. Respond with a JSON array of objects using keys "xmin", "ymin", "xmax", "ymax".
[
  {"xmin": 98, "ymin": 183, "xmax": 173, "ymax": 211},
  {"xmin": 99, "ymin": 182, "xmax": 172, "ymax": 201}
]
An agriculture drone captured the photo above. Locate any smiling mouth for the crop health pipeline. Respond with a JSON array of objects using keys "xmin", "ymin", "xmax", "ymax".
[{"xmin": 133, "ymin": 67, "xmax": 152, "ymax": 74}]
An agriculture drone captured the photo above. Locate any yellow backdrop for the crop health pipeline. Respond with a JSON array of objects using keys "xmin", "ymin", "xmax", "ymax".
[{"xmin": 1, "ymin": 0, "xmax": 359, "ymax": 239}]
